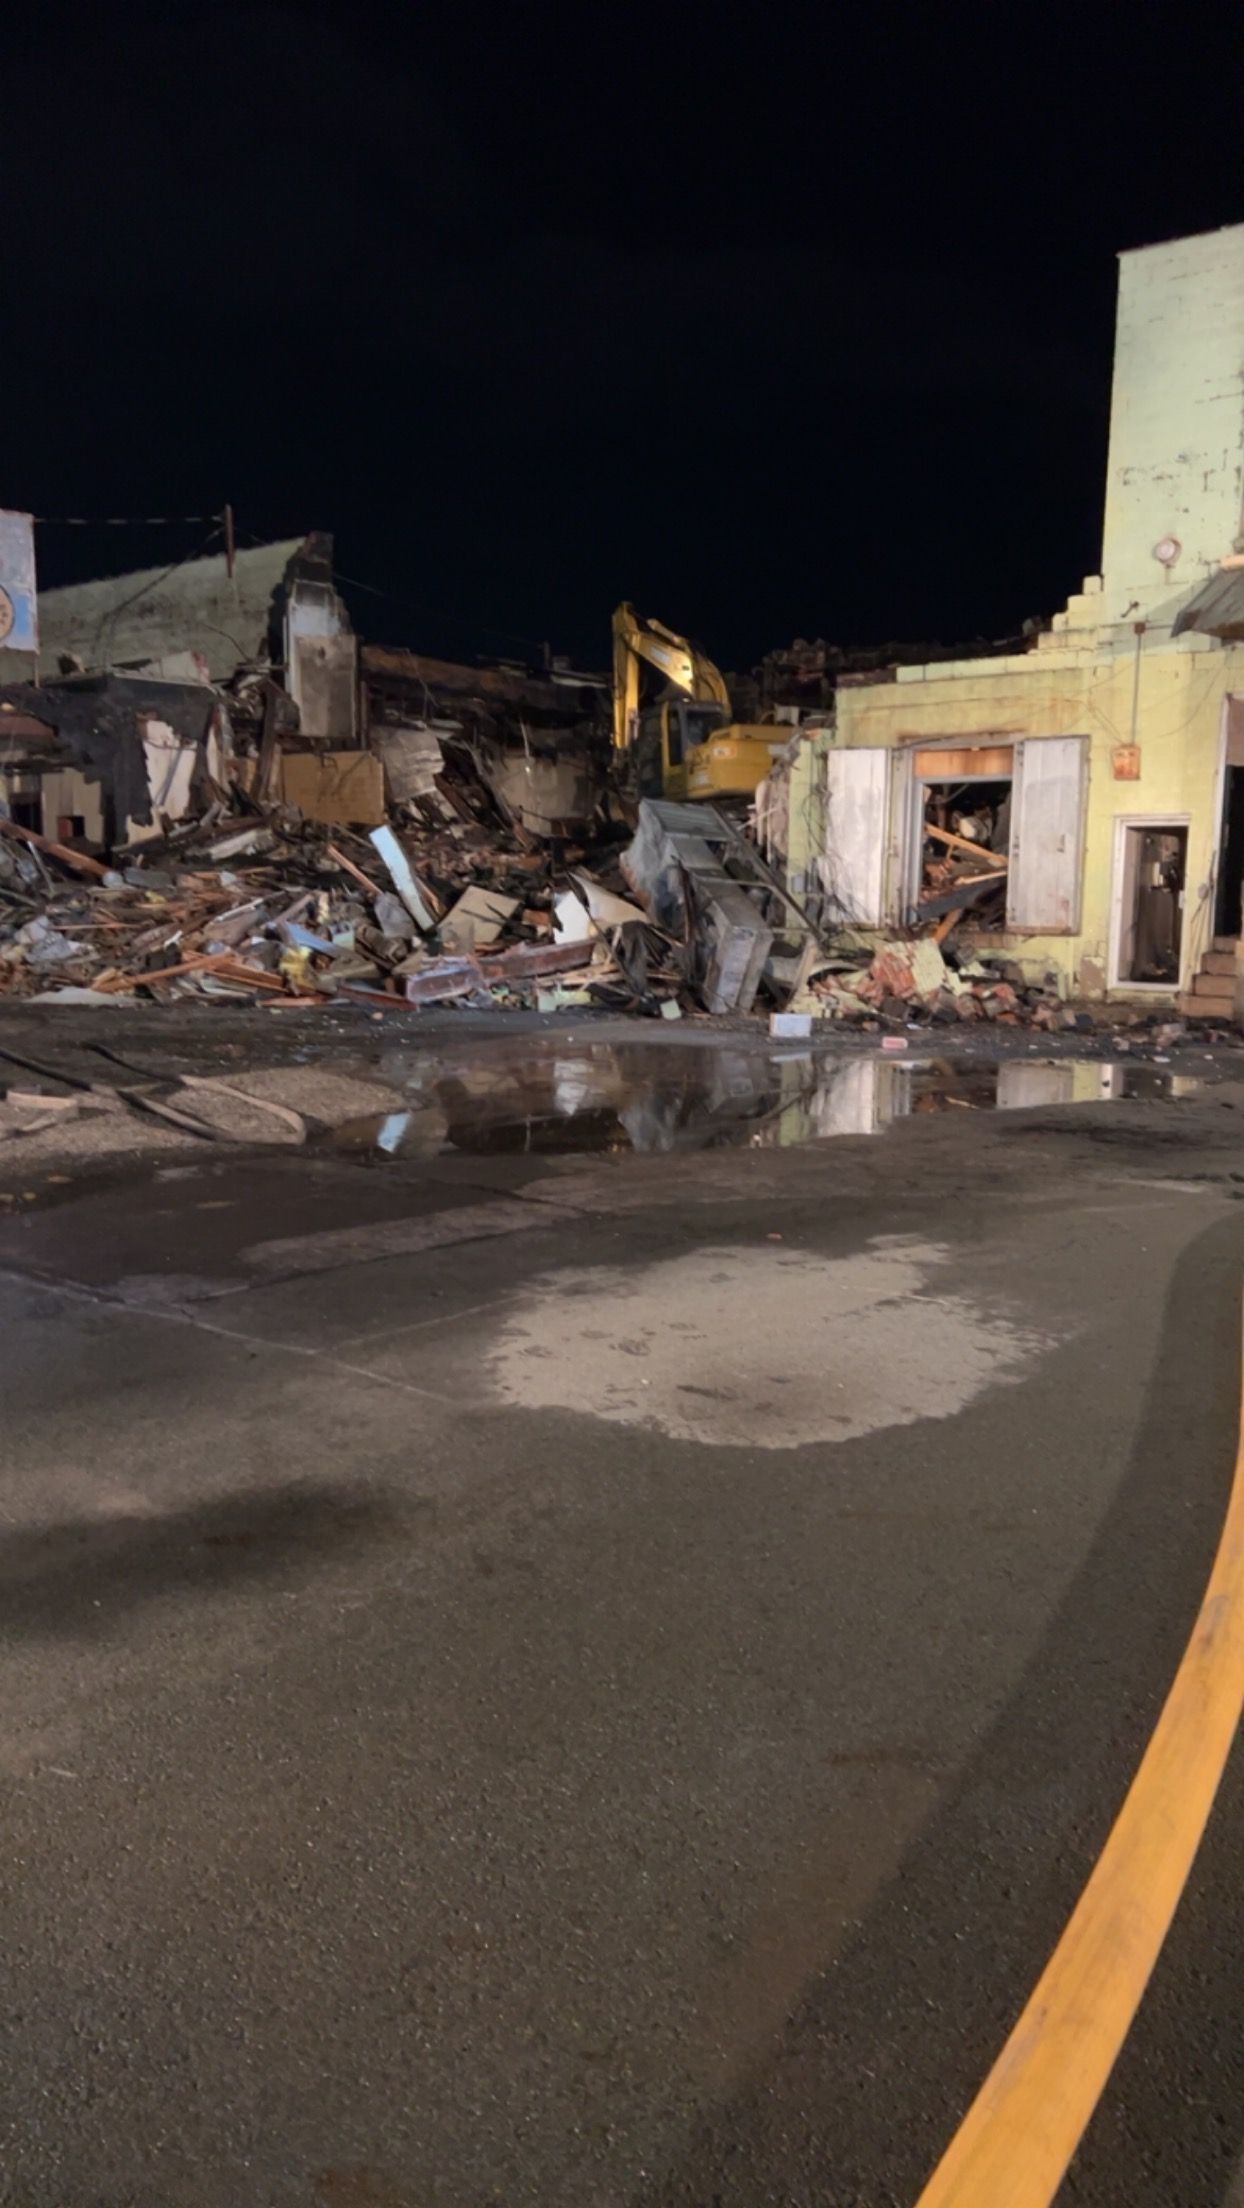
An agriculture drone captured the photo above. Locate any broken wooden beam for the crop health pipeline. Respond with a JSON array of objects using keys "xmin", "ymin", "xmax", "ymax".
[
  {"xmin": 924, "ymin": 822, "xmax": 1007, "ymax": 868},
  {"xmin": 92, "ymin": 952, "xmax": 231, "ymax": 993},
  {"xmin": 325, "ymin": 841, "xmax": 382, "ymax": 899},
  {"xmin": 0, "ymin": 816, "xmax": 110, "ymax": 879},
  {"xmin": 918, "ymin": 869, "xmax": 1008, "ymax": 920}
]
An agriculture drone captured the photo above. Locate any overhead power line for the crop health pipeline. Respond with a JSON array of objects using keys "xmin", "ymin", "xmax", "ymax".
[{"xmin": 33, "ymin": 514, "xmax": 223, "ymax": 528}]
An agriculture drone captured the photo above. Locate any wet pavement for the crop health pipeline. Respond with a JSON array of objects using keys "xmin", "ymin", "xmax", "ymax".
[
  {"xmin": 0, "ymin": 1038, "xmax": 1243, "ymax": 2203},
  {"xmin": 0, "ymin": 1002, "xmax": 1237, "ymax": 1201},
  {"xmin": 318, "ymin": 1041, "xmax": 1212, "ymax": 1159}
]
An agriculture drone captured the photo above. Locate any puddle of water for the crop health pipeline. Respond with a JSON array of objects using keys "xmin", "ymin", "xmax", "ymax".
[{"xmin": 316, "ymin": 1044, "xmax": 1209, "ymax": 1161}]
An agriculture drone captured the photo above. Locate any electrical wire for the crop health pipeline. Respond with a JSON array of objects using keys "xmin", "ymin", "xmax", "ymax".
[
  {"xmin": 232, "ymin": 526, "xmax": 592, "ymax": 663},
  {"xmin": 34, "ymin": 514, "xmax": 221, "ymax": 527},
  {"xmin": 1084, "ymin": 641, "xmax": 1227, "ymax": 749},
  {"xmin": 88, "ymin": 523, "xmax": 224, "ymax": 672},
  {"xmin": 330, "ymin": 564, "xmax": 556, "ymax": 657},
  {"xmin": 231, "ymin": 529, "xmax": 557, "ymax": 659}
]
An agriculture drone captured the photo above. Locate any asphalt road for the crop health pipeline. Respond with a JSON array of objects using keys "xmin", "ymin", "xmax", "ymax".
[{"xmin": 1, "ymin": 1060, "xmax": 1243, "ymax": 2206}]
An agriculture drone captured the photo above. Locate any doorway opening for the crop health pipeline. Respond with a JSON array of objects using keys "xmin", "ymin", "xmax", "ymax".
[
  {"xmin": 1115, "ymin": 823, "xmax": 1187, "ymax": 985},
  {"xmin": 916, "ymin": 773, "xmax": 1012, "ymax": 932},
  {"xmin": 1216, "ymin": 765, "xmax": 1244, "ymax": 940}
]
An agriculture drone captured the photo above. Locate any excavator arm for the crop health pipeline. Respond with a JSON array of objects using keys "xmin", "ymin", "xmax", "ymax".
[{"xmin": 611, "ymin": 602, "xmax": 729, "ymax": 752}]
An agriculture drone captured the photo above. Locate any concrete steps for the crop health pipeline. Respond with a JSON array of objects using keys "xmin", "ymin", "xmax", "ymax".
[{"xmin": 1177, "ymin": 939, "xmax": 1238, "ymax": 1020}]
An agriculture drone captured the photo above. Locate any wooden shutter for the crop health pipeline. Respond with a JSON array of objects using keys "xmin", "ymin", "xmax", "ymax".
[
  {"xmin": 821, "ymin": 748, "xmax": 890, "ymax": 924},
  {"xmin": 1007, "ymin": 737, "xmax": 1088, "ymax": 932}
]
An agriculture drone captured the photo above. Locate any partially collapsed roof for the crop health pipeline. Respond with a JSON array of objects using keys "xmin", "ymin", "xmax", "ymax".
[{"xmin": 35, "ymin": 534, "xmax": 328, "ymax": 681}]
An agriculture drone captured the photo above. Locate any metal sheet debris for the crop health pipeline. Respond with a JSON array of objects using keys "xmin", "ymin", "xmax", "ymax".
[
  {"xmin": 440, "ymin": 885, "xmax": 520, "ymax": 951},
  {"xmin": 369, "ymin": 826, "xmax": 437, "ymax": 934}
]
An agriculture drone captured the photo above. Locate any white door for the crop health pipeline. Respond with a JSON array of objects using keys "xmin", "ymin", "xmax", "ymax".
[
  {"xmin": 811, "ymin": 1057, "xmax": 883, "ymax": 1137},
  {"xmin": 820, "ymin": 747, "xmax": 889, "ymax": 924},
  {"xmin": 997, "ymin": 1062, "xmax": 1076, "ymax": 1109},
  {"xmin": 1007, "ymin": 736, "xmax": 1088, "ymax": 932}
]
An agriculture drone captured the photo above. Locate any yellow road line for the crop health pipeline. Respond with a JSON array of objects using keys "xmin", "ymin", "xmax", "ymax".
[{"xmin": 915, "ymin": 1312, "xmax": 1244, "ymax": 2208}]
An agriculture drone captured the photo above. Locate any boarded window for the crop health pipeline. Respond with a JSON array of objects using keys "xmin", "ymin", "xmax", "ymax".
[
  {"xmin": 821, "ymin": 747, "xmax": 889, "ymax": 924},
  {"xmin": 1007, "ymin": 736, "xmax": 1088, "ymax": 932}
]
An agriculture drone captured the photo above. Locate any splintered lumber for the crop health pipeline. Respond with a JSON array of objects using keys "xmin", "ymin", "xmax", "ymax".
[
  {"xmin": 92, "ymin": 952, "xmax": 232, "ymax": 993},
  {"xmin": 0, "ymin": 817, "xmax": 110, "ymax": 879},
  {"xmin": 325, "ymin": 842, "xmax": 381, "ymax": 899},
  {"xmin": 257, "ymin": 680, "xmax": 282, "ymax": 802},
  {"xmin": 918, "ymin": 869, "xmax": 1008, "ymax": 920},
  {"xmin": 95, "ymin": 953, "xmax": 288, "ymax": 995},
  {"xmin": 4, "ymin": 1091, "xmax": 80, "ymax": 1113},
  {"xmin": 924, "ymin": 822, "xmax": 1008, "ymax": 869},
  {"xmin": 199, "ymin": 961, "xmax": 290, "ymax": 992},
  {"xmin": 336, "ymin": 981, "xmax": 408, "ymax": 1009}
]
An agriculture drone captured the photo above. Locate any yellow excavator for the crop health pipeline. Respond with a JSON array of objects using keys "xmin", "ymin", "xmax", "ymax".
[{"xmin": 612, "ymin": 602, "xmax": 785, "ymax": 804}]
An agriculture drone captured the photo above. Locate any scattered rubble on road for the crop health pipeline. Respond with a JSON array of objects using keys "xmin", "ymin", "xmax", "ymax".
[
  {"xmin": 790, "ymin": 934, "xmax": 1069, "ymax": 1028},
  {"xmin": 785, "ymin": 933, "xmax": 1211, "ymax": 1034},
  {"xmin": 0, "ymin": 1036, "xmax": 414, "ymax": 1165}
]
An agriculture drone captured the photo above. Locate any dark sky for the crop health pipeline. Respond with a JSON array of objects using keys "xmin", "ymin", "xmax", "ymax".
[{"xmin": 6, "ymin": 0, "xmax": 1244, "ymax": 670}]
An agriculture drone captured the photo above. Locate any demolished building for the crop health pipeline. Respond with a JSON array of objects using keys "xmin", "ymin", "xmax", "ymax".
[
  {"xmin": 0, "ymin": 534, "xmax": 799, "ymax": 1017},
  {"xmin": 0, "ymin": 670, "xmax": 225, "ymax": 847},
  {"xmin": 0, "ymin": 535, "xmax": 354, "ymax": 844},
  {"xmin": 0, "ymin": 533, "xmax": 612, "ymax": 849},
  {"xmin": 361, "ymin": 643, "xmax": 606, "ymax": 839}
]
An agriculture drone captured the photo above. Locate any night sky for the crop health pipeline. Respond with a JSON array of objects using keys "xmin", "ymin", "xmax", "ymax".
[{"xmin": 7, "ymin": 2, "xmax": 1244, "ymax": 671}]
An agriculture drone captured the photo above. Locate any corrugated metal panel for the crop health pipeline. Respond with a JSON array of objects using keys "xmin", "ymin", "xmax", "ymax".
[{"xmin": 1171, "ymin": 567, "xmax": 1244, "ymax": 639}]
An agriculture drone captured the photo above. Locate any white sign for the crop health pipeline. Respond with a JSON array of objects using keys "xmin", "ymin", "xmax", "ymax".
[{"xmin": 0, "ymin": 511, "xmax": 36, "ymax": 652}]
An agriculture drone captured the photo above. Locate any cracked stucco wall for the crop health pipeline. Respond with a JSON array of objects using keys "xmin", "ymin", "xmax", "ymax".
[{"xmin": 1099, "ymin": 223, "xmax": 1244, "ymax": 630}]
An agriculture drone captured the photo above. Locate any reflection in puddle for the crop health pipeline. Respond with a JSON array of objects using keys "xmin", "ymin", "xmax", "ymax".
[{"xmin": 320, "ymin": 1046, "xmax": 1208, "ymax": 1161}]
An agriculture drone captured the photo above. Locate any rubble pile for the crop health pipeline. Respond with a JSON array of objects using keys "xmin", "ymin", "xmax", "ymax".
[
  {"xmin": 793, "ymin": 937, "xmax": 1082, "ymax": 1031},
  {"xmin": 0, "ymin": 759, "xmax": 689, "ymax": 1016},
  {"xmin": 918, "ymin": 821, "xmax": 1009, "ymax": 931}
]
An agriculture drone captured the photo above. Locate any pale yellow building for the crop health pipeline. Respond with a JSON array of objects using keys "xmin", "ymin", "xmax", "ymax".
[{"xmin": 787, "ymin": 223, "xmax": 1244, "ymax": 1010}]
